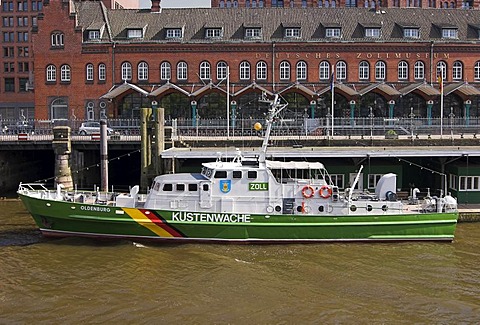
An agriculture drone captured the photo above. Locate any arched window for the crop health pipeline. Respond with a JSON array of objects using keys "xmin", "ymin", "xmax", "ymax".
[
  {"xmin": 437, "ymin": 61, "xmax": 447, "ymax": 81},
  {"xmin": 319, "ymin": 61, "xmax": 330, "ymax": 80},
  {"xmin": 60, "ymin": 64, "xmax": 71, "ymax": 82},
  {"xmin": 359, "ymin": 61, "xmax": 369, "ymax": 80},
  {"xmin": 217, "ymin": 61, "xmax": 228, "ymax": 80},
  {"xmin": 240, "ymin": 61, "xmax": 250, "ymax": 80},
  {"xmin": 177, "ymin": 61, "xmax": 187, "ymax": 80},
  {"xmin": 200, "ymin": 61, "xmax": 210, "ymax": 80},
  {"xmin": 86, "ymin": 64, "xmax": 94, "ymax": 81},
  {"xmin": 256, "ymin": 61, "xmax": 267, "ymax": 80},
  {"xmin": 46, "ymin": 64, "xmax": 56, "ymax": 82},
  {"xmin": 336, "ymin": 61, "xmax": 347, "ymax": 81},
  {"xmin": 51, "ymin": 32, "xmax": 64, "ymax": 47},
  {"xmin": 452, "ymin": 61, "xmax": 463, "ymax": 80},
  {"xmin": 414, "ymin": 61, "xmax": 424, "ymax": 80},
  {"xmin": 398, "ymin": 61, "xmax": 408, "ymax": 80},
  {"xmin": 160, "ymin": 62, "xmax": 171, "ymax": 80},
  {"xmin": 375, "ymin": 61, "xmax": 386, "ymax": 80},
  {"xmin": 138, "ymin": 61, "xmax": 149, "ymax": 81},
  {"xmin": 98, "ymin": 63, "xmax": 106, "ymax": 81},
  {"xmin": 279, "ymin": 61, "xmax": 290, "ymax": 80},
  {"xmin": 50, "ymin": 98, "xmax": 68, "ymax": 120},
  {"xmin": 121, "ymin": 62, "xmax": 132, "ymax": 81},
  {"xmin": 474, "ymin": 61, "xmax": 480, "ymax": 80},
  {"xmin": 296, "ymin": 61, "xmax": 307, "ymax": 80}
]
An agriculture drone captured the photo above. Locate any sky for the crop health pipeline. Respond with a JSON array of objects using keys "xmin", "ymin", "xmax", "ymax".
[{"xmin": 140, "ymin": 0, "xmax": 211, "ymax": 8}]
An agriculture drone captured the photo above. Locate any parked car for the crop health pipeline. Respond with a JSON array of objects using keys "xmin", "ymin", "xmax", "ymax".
[
  {"xmin": 4, "ymin": 120, "xmax": 35, "ymax": 134},
  {"xmin": 78, "ymin": 121, "xmax": 114, "ymax": 135}
]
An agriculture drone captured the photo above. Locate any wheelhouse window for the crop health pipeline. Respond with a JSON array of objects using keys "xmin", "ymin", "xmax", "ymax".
[
  {"xmin": 247, "ymin": 171, "xmax": 257, "ymax": 179},
  {"xmin": 188, "ymin": 184, "xmax": 198, "ymax": 191},
  {"xmin": 205, "ymin": 28, "xmax": 222, "ymax": 39},
  {"xmin": 214, "ymin": 171, "xmax": 227, "ymax": 178},
  {"xmin": 163, "ymin": 184, "xmax": 173, "ymax": 191},
  {"xmin": 176, "ymin": 184, "xmax": 185, "ymax": 191},
  {"xmin": 233, "ymin": 171, "xmax": 242, "ymax": 178}
]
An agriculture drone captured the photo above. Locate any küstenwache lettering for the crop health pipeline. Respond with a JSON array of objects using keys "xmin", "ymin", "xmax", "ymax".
[{"xmin": 172, "ymin": 212, "xmax": 251, "ymax": 223}]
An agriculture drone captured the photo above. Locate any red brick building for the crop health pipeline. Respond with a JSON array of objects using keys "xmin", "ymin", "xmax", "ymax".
[{"xmin": 32, "ymin": 0, "xmax": 480, "ymax": 124}]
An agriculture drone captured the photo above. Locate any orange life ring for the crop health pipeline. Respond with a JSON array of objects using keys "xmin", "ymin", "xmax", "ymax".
[
  {"xmin": 302, "ymin": 186, "xmax": 315, "ymax": 198},
  {"xmin": 319, "ymin": 185, "xmax": 332, "ymax": 199}
]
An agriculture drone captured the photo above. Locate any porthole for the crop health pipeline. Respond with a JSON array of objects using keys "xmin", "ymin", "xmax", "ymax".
[
  {"xmin": 350, "ymin": 205, "xmax": 357, "ymax": 212},
  {"xmin": 275, "ymin": 205, "xmax": 281, "ymax": 212},
  {"xmin": 296, "ymin": 206, "xmax": 303, "ymax": 212},
  {"xmin": 382, "ymin": 205, "xmax": 388, "ymax": 212},
  {"xmin": 367, "ymin": 205, "xmax": 373, "ymax": 212},
  {"xmin": 318, "ymin": 205, "xmax": 324, "ymax": 212}
]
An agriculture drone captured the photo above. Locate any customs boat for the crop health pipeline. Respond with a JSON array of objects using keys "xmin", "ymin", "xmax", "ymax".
[{"xmin": 18, "ymin": 95, "xmax": 458, "ymax": 242}]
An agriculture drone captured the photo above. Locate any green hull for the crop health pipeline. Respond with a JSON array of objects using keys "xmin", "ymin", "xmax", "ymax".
[{"xmin": 19, "ymin": 194, "xmax": 458, "ymax": 242}]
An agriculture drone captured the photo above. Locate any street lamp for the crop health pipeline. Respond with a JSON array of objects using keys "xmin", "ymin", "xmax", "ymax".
[
  {"xmin": 368, "ymin": 106, "xmax": 374, "ymax": 139},
  {"xmin": 409, "ymin": 106, "xmax": 415, "ymax": 139},
  {"xmin": 449, "ymin": 106, "xmax": 455, "ymax": 138}
]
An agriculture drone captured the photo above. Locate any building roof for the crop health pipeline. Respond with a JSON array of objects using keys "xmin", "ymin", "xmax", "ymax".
[{"xmin": 74, "ymin": 3, "xmax": 480, "ymax": 44}]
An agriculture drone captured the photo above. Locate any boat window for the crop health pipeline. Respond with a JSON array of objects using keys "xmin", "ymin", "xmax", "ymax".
[
  {"xmin": 176, "ymin": 184, "xmax": 185, "ymax": 191},
  {"xmin": 163, "ymin": 183, "xmax": 173, "ymax": 191},
  {"xmin": 203, "ymin": 184, "xmax": 209, "ymax": 191},
  {"xmin": 188, "ymin": 184, "xmax": 198, "ymax": 191},
  {"xmin": 214, "ymin": 170, "xmax": 227, "ymax": 178},
  {"xmin": 247, "ymin": 170, "xmax": 257, "ymax": 179},
  {"xmin": 233, "ymin": 170, "xmax": 242, "ymax": 178},
  {"xmin": 153, "ymin": 182, "xmax": 160, "ymax": 191}
]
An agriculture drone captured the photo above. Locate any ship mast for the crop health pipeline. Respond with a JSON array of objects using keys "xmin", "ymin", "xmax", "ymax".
[{"xmin": 259, "ymin": 94, "xmax": 288, "ymax": 163}]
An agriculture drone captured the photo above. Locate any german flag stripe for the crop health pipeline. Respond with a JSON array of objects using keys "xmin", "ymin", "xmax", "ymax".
[{"xmin": 123, "ymin": 208, "xmax": 183, "ymax": 238}]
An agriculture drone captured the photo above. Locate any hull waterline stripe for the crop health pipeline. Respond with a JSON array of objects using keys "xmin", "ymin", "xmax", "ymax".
[{"xmin": 122, "ymin": 208, "xmax": 182, "ymax": 238}]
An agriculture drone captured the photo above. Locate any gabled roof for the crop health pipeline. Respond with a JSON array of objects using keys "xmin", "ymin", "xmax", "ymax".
[
  {"xmin": 149, "ymin": 81, "xmax": 190, "ymax": 97},
  {"xmin": 358, "ymin": 83, "xmax": 400, "ymax": 97},
  {"xmin": 399, "ymin": 82, "xmax": 440, "ymax": 96},
  {"xmin": 232, "ymin": 82, "xmax": 274, "ymax": 97},
  {"xmin": 100, "ymin": 81, "xmax": 149, "ymax": 99},
  {"xmin": 444, "ymin": 82, "xmax": 480, "ymax": 96}
]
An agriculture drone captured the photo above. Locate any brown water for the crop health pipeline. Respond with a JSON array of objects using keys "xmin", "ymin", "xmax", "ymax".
[{"xmin": 1, "ymin": 200, "xmax": 479, "ymax": 324}]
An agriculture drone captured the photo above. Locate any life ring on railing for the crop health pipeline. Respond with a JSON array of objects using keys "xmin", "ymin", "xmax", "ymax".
[
  {"xmin": 302, "ymin": 186, "xmax": 315, "ymax": 198},
  {"xmin": 319, "ymin": 185, "xmax": 332, "ymax": 199}
]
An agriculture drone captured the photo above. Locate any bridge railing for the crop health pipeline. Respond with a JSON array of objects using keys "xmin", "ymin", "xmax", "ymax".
[{"xmin": 1, "ymin": 117, "xmax": 478, "ymax": 141}]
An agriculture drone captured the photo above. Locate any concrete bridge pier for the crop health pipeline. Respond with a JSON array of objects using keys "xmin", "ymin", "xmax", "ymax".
[{"xmin": 52, "ymin": 126, "xmax": 73, "ymax": 190}]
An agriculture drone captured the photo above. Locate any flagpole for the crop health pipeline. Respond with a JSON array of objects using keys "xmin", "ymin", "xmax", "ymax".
[
  {"xmin": 227, "ymin": 65, "xmax": 230, "ymax": 139},
  {"xmin": 440, "ymin": 74, "xmax": 443, "ymax": 139},
  {"xmin": 331, "ymin": 66, "xmax": 334, "ymax": 139}
]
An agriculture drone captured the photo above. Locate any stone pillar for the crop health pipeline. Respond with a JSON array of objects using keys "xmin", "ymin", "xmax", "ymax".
[{"xmin": 52, "ymin": 126, "xmax": 73, "ymax": 190}]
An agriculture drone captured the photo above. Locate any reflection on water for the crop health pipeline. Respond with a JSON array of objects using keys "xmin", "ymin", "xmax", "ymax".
[{"xmin": 1, "ymin": 200, "xmax": 479, "ymax": 323}]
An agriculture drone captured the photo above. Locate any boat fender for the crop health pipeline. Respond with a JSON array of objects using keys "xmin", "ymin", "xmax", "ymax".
[
  {"xmin": 302, "ymin": 186, "xmax": 315, "ymax": 198},
  {"xmin": 319, "ymin": 185, "xmax": 332, "ymax": 199}
]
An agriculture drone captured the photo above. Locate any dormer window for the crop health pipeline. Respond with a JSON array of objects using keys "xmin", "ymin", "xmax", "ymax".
[
  {"xmin": 442, "ymin": 28, "xmax": 458, "ymax": 39},
  {"xmin": 285, "ymin": 27, "xmax": 301, "ymax": 38},
  {"xmin": 245, "ymin": 27, "xmax": 262, "ymax": 39},
  {"xmin": 326, "ymin": 27, "xmax": 341, "ymax": 38},
  {"xmin": 127, "ymin": 29, "xmax": 143, "ymax": 39},
  {"xmin": 403, "ymin": 28, "xmax": 419, "ymax": 38},
  {"xmin": 88, "ymin": 30, "xmax": 100, "ymax": 40},
  {"xmin": 166, "ymin": 28, "xmax": 183, "ymax": 39},
  {"xmin": 365, "ymin": 28, "xmax": 380, "ymax": 38},
  {"xmin": 205, "ymin": 28, "xmax": 223, "ymax": 39}
]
